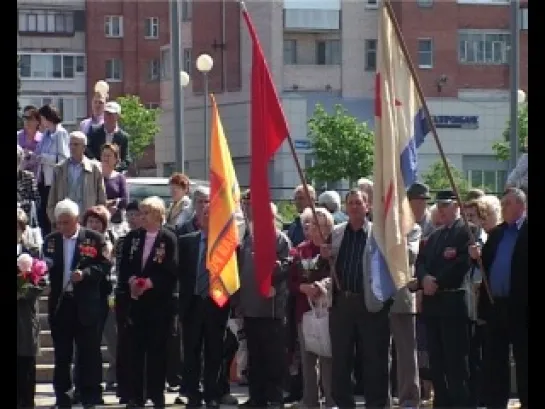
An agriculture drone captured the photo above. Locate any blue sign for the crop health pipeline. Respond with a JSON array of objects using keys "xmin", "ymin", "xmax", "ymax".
[
  {"xmin": 294, "ymin": 139, "xmax": 311, "ymax": 150},
  {"xmin": 432, "ymin": 115, "xmax": 479, "ymax": 129}
]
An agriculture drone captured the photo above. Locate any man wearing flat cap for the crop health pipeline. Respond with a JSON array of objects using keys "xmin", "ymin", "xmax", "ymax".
[
  {"xmin": 407, "ymin": 182, "xmax": 434, "ymax": 240},
  {"xmin": 414, "ymin": 189, "xmax": 474, "ymax": 408}
]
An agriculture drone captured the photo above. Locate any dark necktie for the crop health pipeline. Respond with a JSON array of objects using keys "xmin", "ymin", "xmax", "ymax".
[{"xmin": 195, "ymin": 238, "xmax": 209, "ymax": 298}]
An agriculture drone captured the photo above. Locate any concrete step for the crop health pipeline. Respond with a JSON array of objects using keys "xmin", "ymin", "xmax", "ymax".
[
  {"xmin": 39, "ymin": 296, "xmax": 49, "ymax": 312},
  {"xmin": 36, "ymin": 363, "xmax": 110, "ymax": 383},
  {"xmin": 40, "ymin": 330, "xmax": 54, "ymax": 348},
  {"xmin": 37, "ymin": 346, "xmax": 109, "ymax": 366}
]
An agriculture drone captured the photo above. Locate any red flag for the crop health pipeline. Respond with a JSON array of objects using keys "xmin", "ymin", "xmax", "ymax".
[{"xmin": 242, "ymin": 8, "xmax": 289, "ymax": 297}]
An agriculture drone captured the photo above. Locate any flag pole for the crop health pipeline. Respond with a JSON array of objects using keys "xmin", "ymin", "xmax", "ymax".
[
  {"xmin": 238, "ymin": 0, "xmax": 340, "ymax": 290},
  {"xmin": 383, "ymin": 0, "xmax": 493, "ymax": 304}
]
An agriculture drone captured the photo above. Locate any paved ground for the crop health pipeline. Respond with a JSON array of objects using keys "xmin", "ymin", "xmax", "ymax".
[{"xmin": 35, "ymin": 384, "xmax": 521, "ymax": 408}]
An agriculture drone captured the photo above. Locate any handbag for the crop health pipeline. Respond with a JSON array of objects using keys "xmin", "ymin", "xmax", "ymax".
[
  {"xmin": 301, "ymin": 297, "xmax": 332, "ymax": 357},
  {"xmin": 27, "ymin": 201, "xmax": 43, "ymax": 249}
]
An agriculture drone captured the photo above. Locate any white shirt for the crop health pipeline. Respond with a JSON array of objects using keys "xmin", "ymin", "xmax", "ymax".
[
  {"xmin": 105, "ymin": 126, "xmax": 119, "ymax": 144},
  {"xmin": 62, "ymin": 229, "xmax": 79, "ymax": 292}
]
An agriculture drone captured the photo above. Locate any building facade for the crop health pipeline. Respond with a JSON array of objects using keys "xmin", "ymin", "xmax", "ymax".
[
  {"xmin": 17, "ymin": 0, "xmax": 88, "ymax": 131},
  {"xmin": 156, "ymin": 0, "xmax": 527, "ymax": 197}
]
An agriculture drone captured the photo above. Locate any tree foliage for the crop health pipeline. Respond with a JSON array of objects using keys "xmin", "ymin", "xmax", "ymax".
[
  {"xmin": 422, "ymin": 159, "xmax": 469, "ymax": 197},
  {"xmin": 116, "ymin": 95, "xmax": 160, "ymax": 167},
  {"xmin": 17, "ymin": 56, "xmax": 22, "ymax": 130},
  {"xmin": 492, "ymin": 102, "xmax": 528, "ymax": 161},
  {"xmin": 306, "ymin": 104, "xmax": 374, "ymax": 186}
]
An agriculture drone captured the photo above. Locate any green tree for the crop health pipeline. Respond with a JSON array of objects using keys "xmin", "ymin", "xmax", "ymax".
[
  {"xmin": 116, "ymin": 95, "xmax": 160, "ymax": 173},
  {"xmin": 422, "ymin": 159, "xmax": 469, "ymax": 197},
  {"xmin": 17, "ymin": 56, "xmax": 22, "ymax": 130},
  {"xmin": 306, "ymin": 104, "xmax": 374, "ymax": 187},
  {"xmin": 492, "ymin": 102, "xmax": 528, "ymax": 161}
]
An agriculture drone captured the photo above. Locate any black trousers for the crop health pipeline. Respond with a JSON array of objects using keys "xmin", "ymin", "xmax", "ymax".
[
  {"xmin": 129, "ymin": 309, "xmax": 171, "ymax": 405},
  {"xmin": 285, "ymin": 294, "xmax": 303, "ymax": 399},
  {"xmin": 468, "ymin": 322, "xmax": 486, "ymax": 407},
  {"xmin": 244, "ymin": 317, "xmax": 286, "ymax": 406},
  {"xmin": 220, "ymin": 326, "xmax": 240, "ymax": 396},
  {"xmin": 182, "ymin": 296, "xmax": 230, "ymax": 403},
  {"xmin": 37, "ymin": 181, "xmax": 51, "ymax": 236},
  {"xmin": 17, "ymin": 355, "xmax": 36, "ymax": 408},
  {"xmin": 425, "ymin": 316, "xmax": 470, "ymax": 408},
  {"xmin": 166, "ymin": 315, "xmax": 184, "ymax": 388},
  {"xmin": 329, "ymin": 294, "xmax": 391, "ymax": 409},
  {"xmin": 115, "ymin": 295, "xmax": 133, "ymax": 401},
  {"xmin": 50, "ymin": 296, "xmax": 103, "ymax": 406},
  {"xmin": 483, "ymin": 299, "xmax": 528, "ymax": 409}
]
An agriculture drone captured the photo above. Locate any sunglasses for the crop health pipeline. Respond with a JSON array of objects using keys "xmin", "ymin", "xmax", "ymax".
[{"xmin": 22, "ymin": 115, "xmax": 32, "ymax": 120}]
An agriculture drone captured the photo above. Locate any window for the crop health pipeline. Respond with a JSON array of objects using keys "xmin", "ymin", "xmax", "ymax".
[
  {"xmin": 18, "ymin": 10, "xmax": 74, "ymax": 34},
  {"xmin": 105, "ymin": 59, "xmax": 123, "ymax": 81},
  {"xmin": 417, "ymin": 0, "xmax": 433, "ymax": 6},
  {"xmin": 458, "ymin": 30, "xmax": 510, "ymax": 64},
  {"xmin": 104, "ymin": 16, "xmax": 123, "ymax": 38},
  {"xmin": 366, "ymin": 0, "xmax": 378, "ymax": 6},
  {"xmin": 283, "ymin": 40, "xmax": 297, "ymax": 65},
  {"xmin": 467, "ymin": 169, "xmax": 507, "ymax": 193},
  {"xmin": 183, "ymin": 48, "xmax": 192, "ymax": 74},
  {"xmin": 417, "ymin": 38, "xmax": 433, "ymax": 68},
  {"xmin": 457, "ymin": 0, "xmax": 509, "ymax": 4},
  {"xmin": 148, "ymin": 59, "xmax": 160, "ymax": 81},
  {"xmin": 364, "ymin": 39, "xmax": 377, "ymax": 71},
  {"xmin": 315, "ymin": 40, "xmax": 341, "ymax": 65},
  {"xmin": 18, "ymin": 53, "xmax": 85, "ymax": 79},
  {"xmin": 181, "ymin": 0, "xmax": 192, "ymax": 21},
  {"xmin": 160, "ymin": 47, "xmax": 171, "ymax": 79},
  {"xmin": 19, "ymin": 96, "xmax": 86, "ymax": 124},
  {"xmin": 520, "ymin": 8, "xmax": 528, "ymax": 30},
  {"xmin": 145, "ymin": 103, "xmax": 160, "ymax": 109},
  {"xmin": 145, "ymin": 17, "xmax": 159, "ymax": 39}
]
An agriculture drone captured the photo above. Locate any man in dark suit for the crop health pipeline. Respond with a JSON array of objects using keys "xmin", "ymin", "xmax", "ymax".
[
  {"xmin": 471, "ymin": 187, "xmax": 528, "ymax": 409},
  {"xmin": 415, "ymin": 190, "xmax": 473, "ymax": 408},
  {"xmin": 85, "ymin": 101, "xmax": 131, "ymax": 172},
  {"xmin": 117, "ymin": 197, "xmax": 178, "ymax": 408},
  {"xmin": 178, "ymin": 205, "xmax": 231, "ymax": 408},
  {"xmin": 43, "ymin": 198, "xmax": 111, "ymax": 408}
]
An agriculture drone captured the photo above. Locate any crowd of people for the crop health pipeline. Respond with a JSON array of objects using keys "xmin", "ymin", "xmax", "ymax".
[{"xmin": 17, "ymin": 82, "xmax": 528, "ymax": 409}]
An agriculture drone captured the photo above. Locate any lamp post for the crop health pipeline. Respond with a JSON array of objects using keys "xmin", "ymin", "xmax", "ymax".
[
  {"xmin": 196, "ymin": 53, "xmax": 214, "ymax": 180},
  {"xmin": 179, "ymin": 70, "xmax": 190, "ymax": 173},
  {"xmin": 509, "ymin": 0, "xmax": 520, "ymax": 172},
  {"xmin": 170, "ymin": 0, "xmax": 183, "ymax": 173}
]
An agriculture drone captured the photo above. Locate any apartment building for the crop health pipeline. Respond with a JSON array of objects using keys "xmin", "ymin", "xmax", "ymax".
[
  {"xmin": 17, "ymin": 0, "xmax": 88, "ymax": 132},
  {"xmin": 157, "ymin": 0, "xmax": 528, "ymax": 196}
]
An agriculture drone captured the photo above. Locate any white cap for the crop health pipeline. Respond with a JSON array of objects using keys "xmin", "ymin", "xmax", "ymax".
[{"xmin": 104, "ymin": 101, "xmax": 121, "ymax": 115}]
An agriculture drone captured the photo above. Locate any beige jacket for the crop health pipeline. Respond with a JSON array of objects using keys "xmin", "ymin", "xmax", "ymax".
[
  {"xmin": 47, "ymin": 157, "xmax": 107, "ymax": 222},
  {"xmin": 314, "ymin": 221, "xmax": 385, "ymax": 313}
]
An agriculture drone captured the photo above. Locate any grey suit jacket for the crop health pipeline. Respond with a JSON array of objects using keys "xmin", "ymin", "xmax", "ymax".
[
  {"xmin": 315, "ymin": 221, "xmax": 385, "ymax": 313},
  {"xmin": 390, "ymin": 224, "xmax": 421, "ymax": 314}
]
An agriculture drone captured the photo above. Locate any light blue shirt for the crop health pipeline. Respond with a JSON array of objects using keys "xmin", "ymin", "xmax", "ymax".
[
  {"xmin": 489, "ymin": 217, "xmax": 525, "ymax": 297},
  {"xmin": 63, "ymin": 230, "xmax": 79, "ymax": 291},
  {"xmin": 68, "ymin": 159, "xmax": 83, "ymax": 182}
]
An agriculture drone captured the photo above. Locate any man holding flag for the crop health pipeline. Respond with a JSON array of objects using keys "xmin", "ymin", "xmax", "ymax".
[{"xmin": 177, "ymin": 95, "xmax": 241, "ymax": 409}]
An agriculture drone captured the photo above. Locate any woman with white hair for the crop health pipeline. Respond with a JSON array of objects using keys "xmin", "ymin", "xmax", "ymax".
[
  {"xmin": 479, "ymin": 195, "xmax": 502, "ymax": 233},
  {"xmin": 318, "ymin": 191, "xmax": 348, "ymax": 225},
  {"xmin": 288, "ymin": 207, "xmax": 335, "ymax": 409},
  {"xmin": 117, "ymin": 196, "xmax": 179, "ymax": 407}
]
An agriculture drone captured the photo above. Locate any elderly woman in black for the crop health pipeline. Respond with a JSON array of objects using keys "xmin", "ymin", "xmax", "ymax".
[
  {"xmin": 17, "ymin": 208, "xmax": 47, "ymax": 408},
  {"xmin": 17, "ymin": 145, "xmax": 40, "ymax": 218}
]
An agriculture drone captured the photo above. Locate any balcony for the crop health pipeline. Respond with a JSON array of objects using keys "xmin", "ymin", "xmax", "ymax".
[
  {"xmin": 284, "ymin": 9, "xmax": 341, "ymax": 32},
  {"xmin": 283, "ymin": 65, "xmax": 341, "ymax": 92}
]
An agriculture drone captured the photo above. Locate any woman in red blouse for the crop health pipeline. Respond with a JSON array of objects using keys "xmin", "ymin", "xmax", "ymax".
[{"xmin": 288, "ymin": 207, "xmax": 335, "ymax": 409}]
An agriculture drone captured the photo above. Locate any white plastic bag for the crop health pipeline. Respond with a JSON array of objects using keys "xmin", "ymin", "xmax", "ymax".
[{"xmin": 301, "ymin": 298, "xmax": 331, "ymax": 357}]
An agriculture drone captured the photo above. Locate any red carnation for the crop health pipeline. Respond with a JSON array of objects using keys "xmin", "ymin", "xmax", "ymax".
[{"xmin": 135, "ymin": 278, "xmax": 147, "ymax": 289}]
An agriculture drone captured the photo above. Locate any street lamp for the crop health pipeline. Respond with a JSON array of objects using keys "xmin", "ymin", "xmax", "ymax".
[
  {"xmin": 196, "ymin": 53, "xmax": 214, "ymax": 180},
  {"xmin": 179, "ymin": 70, "xmax": 190, "ymax": 173},
  {"xmin": 517, "ymin": 89, "xmax": 526, "ymax": 105}
]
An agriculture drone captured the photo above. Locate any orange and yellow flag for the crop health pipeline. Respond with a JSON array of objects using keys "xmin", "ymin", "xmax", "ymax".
[{"xmin": 206, "ymin": 94, "xmax": 241, "ymax": 307}]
